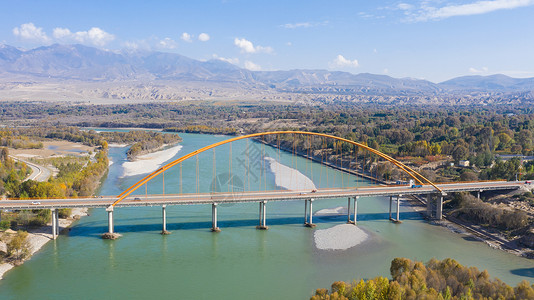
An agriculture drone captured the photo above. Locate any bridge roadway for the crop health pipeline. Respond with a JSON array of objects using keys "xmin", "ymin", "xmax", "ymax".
[
  {"xmin": 0, "ymin": 180, "xmax": 527, "ymax": 238},
  {"xmin": 0, "ymin": 181, "xmax": 525, "ymax": 210}
]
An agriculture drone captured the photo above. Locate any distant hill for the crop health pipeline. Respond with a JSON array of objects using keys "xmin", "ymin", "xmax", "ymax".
[
  {"xmin": 439, "ymin": 74, "xmax": 534, "ymax": 92},
  {"xmin": 0, "ymin": 43, "xmax": 533, "ymax": 103}
]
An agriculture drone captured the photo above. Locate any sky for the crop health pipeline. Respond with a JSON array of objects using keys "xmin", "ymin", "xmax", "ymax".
[{"xmin": 1, "ymin": 0, "xmax": 533, "ymax": 83}]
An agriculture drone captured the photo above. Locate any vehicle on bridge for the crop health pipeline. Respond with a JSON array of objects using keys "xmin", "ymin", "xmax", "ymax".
[{"xmin": 411, "ymin": 184, "xmax": 423, "ymax": 188}]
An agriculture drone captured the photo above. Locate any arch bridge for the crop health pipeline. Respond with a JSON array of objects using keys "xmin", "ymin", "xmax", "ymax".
[{"xmin": 0, "ymin": 131, "xmax": 525, "ymax": 238}]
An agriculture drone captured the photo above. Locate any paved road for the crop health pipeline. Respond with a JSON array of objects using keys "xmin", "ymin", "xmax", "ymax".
[
  {"xmin": 0, "ymin": 181, "xmax": 527, "ymax": 210},
  {"xmin": 9, "ymin": 155, "xmax": 52, "ymax": 182}
]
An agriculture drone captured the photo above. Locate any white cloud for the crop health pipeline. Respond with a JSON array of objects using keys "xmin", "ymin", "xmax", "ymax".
[
  {"xmin": 281, "ymin": 21, "xmax": 328, "ymax": 29},
  {"xmin": 409, "ymin": 0, "xmax": 534, "ymax": 22},
  {"xmin": 13, "ymin": 23, "xmax": 50, "ymax": 43},
  {"xmin": 198, "ymin": 33, "xmax": 210, "ymax": 42},
  {"xmin": 469, "ymin": 67, "xmax": 489, "ymax": 73},
  {"xmin": 283, "ymin": 22, "xmax": 312, "ymax": 29},
  {"xmin": 158, "ymin": 37, "xmax": 178, "ymax": 49},
  {"xmin": 244, "ymin": 60, "xmax": 261, "ymax": 71},
  {"xmin": 234, "ymin": 38, "xmax": 273, "ymax": 54},
  {"xmin": 53, "ymin": 27, "xmax": 72, "ymax": 39},
  {"xmin": 331, "ymin": 55, "xmax": 359, "ymax": 68},
  {"xmin": 212, "ymin": 54, "xmax": 239, "ymax": 64},
  {"xmin": 52, "ymin": 27, "xmax": 115, "ymax": 46},
  {"xmin": 397, "ymin": 3, "xmax": 414, "ymax": 10},
  {"xmin": 181, "ymin": 32, "xmax": 192, "ymax": 42}
]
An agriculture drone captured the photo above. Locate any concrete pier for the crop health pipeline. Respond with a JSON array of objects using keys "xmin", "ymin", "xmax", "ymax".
[
  {"xmin": 211, "ymin": 203, "xmax": 221, "ymax": 232},
  {"xmin": 257, "ymin": 201, "xmax": 268, "ymax": 230},
  {"xmin": 101, "ymin": 206, "xmax": 121, "ymax": 239},
  {"xmin": 305, "ymin": 199, "xmax": 316, "ymax": 228},
  {"xmin": 51, "ymin": 208, "xmax": 57, "ymax": 239},
  {"xmin": 161, "ymin": 205, "xmax": 170, "ymax": 235},
  {"xmin": 347, "ymin": 197, "xmax": 358, "ymax": 224},
  {"xmin": 389, "ymin": 196, "xmax": 392, "ymax": 220},
  {"xmin": 390, "ymin": 195, "xmax": 402, "ymax": 223},
  {"xmin": 353, "ymin": 197, "xmax": 358, "ymax": 224},
  {"xmin": 396, "ymin": 195, "xmax": 400, "ymax": 221},
  {"xmin": 437, "ymin": 196, "xmax": 443, "ymax": 220},
  {"xmin": 107, "ymin": 206, "xmax": 114, "ymax": 234},
  {"xmin": 426, "ymin": 194, "xmax": 432, "ymax": 218}
]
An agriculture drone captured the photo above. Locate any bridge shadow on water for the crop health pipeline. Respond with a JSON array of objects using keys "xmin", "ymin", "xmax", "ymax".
[{"xmin": 67, "ymin": 211, "xmax": 422, "ymax": 239}]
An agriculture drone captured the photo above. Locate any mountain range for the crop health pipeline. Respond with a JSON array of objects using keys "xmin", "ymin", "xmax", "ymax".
[{"xmin": 0, "ymin": 43, "xmax": 533, "ymax": 103}]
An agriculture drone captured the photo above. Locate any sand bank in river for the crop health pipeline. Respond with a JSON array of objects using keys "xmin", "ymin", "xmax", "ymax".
[
  {"xmin": 314, "ymin": 224, "xmax": 369, "ymax": 250},
  {"xmin": 121, "ymin": 144, "xmax": 183, "ymax": 177},
  {"xmin": 265, "ymin": 157, "xmax": 316, "ymax": 191}
]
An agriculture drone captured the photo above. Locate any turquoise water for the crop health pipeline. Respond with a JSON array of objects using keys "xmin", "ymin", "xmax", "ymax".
[{"xmin": 1, "ymin": 132, "xmax": 533, "ymax": 299}]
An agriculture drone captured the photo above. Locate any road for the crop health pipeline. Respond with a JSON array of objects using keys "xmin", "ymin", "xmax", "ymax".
[
  {"xmin": 0, "ymin": 181, "xmax": 527, "ymax": 210},
  {"xmin": 9, "ymin": 155, "xmax": 52, "ymax": 182}
]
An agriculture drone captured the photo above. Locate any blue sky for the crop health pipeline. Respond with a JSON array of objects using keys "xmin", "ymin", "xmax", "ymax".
[{"xmin": 1, "ymin": 0, "xmax": 533, "ymax": 82}]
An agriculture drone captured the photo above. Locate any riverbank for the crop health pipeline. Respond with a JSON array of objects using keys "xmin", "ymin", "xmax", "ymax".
[
  {"xmin": 405, "ymin": 195, "xmax": 530, "ymax": 258},
  {"xmin": 0, "ymin": 208, "xmax": 89, "ymax": 279}
]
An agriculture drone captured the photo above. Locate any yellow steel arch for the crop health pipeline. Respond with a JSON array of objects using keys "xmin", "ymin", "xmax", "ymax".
[{"xmin": 113, "ymin": 131, "xmax": 442, "ymax": 206}]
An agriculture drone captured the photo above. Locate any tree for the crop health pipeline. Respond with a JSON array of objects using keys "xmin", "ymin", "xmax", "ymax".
[
  {"xmin": 460, "ymin": 170, "xmax": 478, "ymax": 182},
  {"xmin": 452, "ymin": 145, "xmax": 469, "ymax": 163},
  {"xmin": 7, "ymin": 230, "xmax": 31, "ymax": 263}
]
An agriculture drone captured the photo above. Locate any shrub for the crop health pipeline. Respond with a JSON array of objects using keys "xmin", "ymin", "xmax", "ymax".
[{"xmin": 0, "ymin": 220, "xmax": 10, "ymax": 230}]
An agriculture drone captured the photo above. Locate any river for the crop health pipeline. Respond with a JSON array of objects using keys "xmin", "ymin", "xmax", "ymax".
[{"xmin": 0, "ymin": 132, "xmax": 533, "ymax": 299}]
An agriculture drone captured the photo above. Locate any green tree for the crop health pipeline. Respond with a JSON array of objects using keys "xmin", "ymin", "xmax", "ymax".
[{"xmin": 7, "ymin": 230, "xmax": 31, "ymax": 263}]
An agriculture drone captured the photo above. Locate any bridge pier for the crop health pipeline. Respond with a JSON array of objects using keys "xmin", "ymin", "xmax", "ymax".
[
  {"xmin": 211, "ymin": 203, "xmax": 221, "ymax": 232},
  {"xmin": 426, "ymin": 194, "xmax": 432, "ymax": 218},
  {"xmin": 390, "ymin": 195, "xmax": 402, "ymax": 223},
  {"xmin": 396, "ymin": 195, "xmax": 401, "ymax": 221},
  {"xmin": 51, "ymin": 208, "xmax": 58, "ymax": 239},
  {"xmin": 257, "ymin": 201, "xmax": 268, "ymax": 230},
  {"xmin": 437, "ymin": 195, "xmax": 443, "ymax": 220},
  {"xmin": 305, "ymin": 199, "xmax": 316, "ymax": 228},
  {"xmin": 347, "ymin": 197, "xmax": 358, "ymax": 224},
  {"xmin": 477, "ymin": 190, "xmax": 481, "ymax": 199},
  {"xmin": 161, "ymin": 205, "xmax": 170, "ymax": 235},
  {"xmin": 389, "ymin": 196, "xmax": 392, "ymax": 220},
  {"xmin": 107, "ymin": 206, "xmax": 114, "ymax": 234},
  {"xmin": 101, "ymin": 206, "xmax": 121, "ymax": 239}
]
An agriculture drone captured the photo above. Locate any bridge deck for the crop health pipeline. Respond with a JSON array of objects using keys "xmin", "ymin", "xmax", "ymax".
[{"xmin": 0, "ymin": 181, "xmax": 527, "ymax": 210}]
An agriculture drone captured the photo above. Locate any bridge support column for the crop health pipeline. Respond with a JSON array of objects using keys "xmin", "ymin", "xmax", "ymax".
[
  {"xmin": 437, "ymin": 196, "xmax": 443, "ymax": 220},
  {"xmin": 161, "ymin": 205, "xmax": 170, "ymax": 235},
  {"xmin": 347, "ymin": 198, "xmax": 353, "ymax": 224},
  {"xmin": 304, "ymin": 199, "xmax": 308, "ymax": 224},
  {"xmin": 353, "ymin": 197, "xmax": 358, "ymax": 225},
  {"xmin": 51, "ymin": 208, "xmax": 58, "ymax": 240},
  {"xmin": 347, "ymin": 197, "xmax": 358, "ymax": 224},
  {"xmin": 257, "ymin": 201, "xmax": 268, "ymax": 230},
  {"xmin": 390, "ymin": 195, "xmax": 402, "ymax": 223},
  {"xmin": 211, "ymin": 203, "xmax": 220, "ymax": 232},
  {"xmin": 396, "ymin": 195, "xmax": 400, "ymax": 222},
  {"xmin": 426, "ymin": 194, "xmax": 432, "ymax": 218},
  {"xmin": 107, "ymin": 206, "xmax": 114, "ymax": 234},
  {"xmin": 389, "ymin": 196, "xmax": 392, "ymax": 220},
  {"xmin": 305, "ymin": 199, "xmax": 316, "ymax": 228},
  {"xmin": 101, "ymin": 206, "xmax": 121, "ymax": 239},
  {"xmin": 477, "ymin": 190, "xmax": 481, "ymax": 199}
]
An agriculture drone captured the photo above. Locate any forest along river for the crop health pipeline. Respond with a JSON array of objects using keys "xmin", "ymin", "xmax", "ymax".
[{"xmin": 1, "ymin": 132, "xmax": 534, "ymax": 299}]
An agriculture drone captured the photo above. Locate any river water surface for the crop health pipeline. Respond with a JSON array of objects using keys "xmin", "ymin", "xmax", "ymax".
[{"xmin": 1, "ymin": 132, "xmax": 533, "ymax": 299}]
